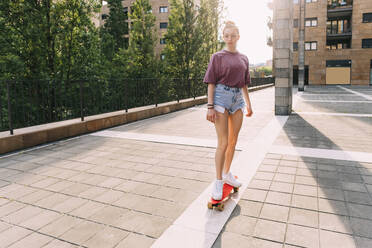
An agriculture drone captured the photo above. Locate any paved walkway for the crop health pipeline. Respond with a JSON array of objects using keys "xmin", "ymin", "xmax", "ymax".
[{"xmin": 0, "ymin": 85, "xmax": 372, "ymax": 247}]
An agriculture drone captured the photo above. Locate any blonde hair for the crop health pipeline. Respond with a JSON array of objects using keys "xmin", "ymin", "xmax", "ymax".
[{"xmin": 223, "ymin": 21, "xmax": 239, "ymax": 35}]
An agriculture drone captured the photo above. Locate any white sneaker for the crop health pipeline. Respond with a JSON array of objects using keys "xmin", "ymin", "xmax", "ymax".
[
  {"xmin": 211, "ymin": 180, "xmax": 224, "ymax": 200},
  {"xmin": 223, "ymin": 172, "xmax": 242, "ymax": 188}
]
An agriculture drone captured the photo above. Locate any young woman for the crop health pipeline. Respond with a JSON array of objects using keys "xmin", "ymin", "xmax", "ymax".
[{"xmin": 203, "ymin": 21, "xmax": 253, "ymax": 200}]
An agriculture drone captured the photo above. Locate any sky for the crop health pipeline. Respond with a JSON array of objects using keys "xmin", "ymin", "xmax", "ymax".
[
  {"xmin": 223, "ymin": 0, "xmax": 273, "ymax": 65},
  {"xmin": 102, "ymin": 0, "xmax": 273, "ymax": 64}
]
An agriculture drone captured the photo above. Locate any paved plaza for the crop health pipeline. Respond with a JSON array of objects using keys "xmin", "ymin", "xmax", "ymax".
[{"xmin": 1, "ymin": 85, "xmax": 372, "ymax": 247}]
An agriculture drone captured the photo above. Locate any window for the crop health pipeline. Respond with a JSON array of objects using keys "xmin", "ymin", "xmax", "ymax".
[
  {"xmin": 305, "ymin": 41, "xmax": 317, "ymax": 50},
  {"xmin": 305, "ymin": 18, "xmax": 317, "ymax": 27},
  {"xmin": 160, "ymin": 38, "xmax": 166, "ymax": 44},
  {"xmin": 161, "ymin": 54, "xmax": 165, "ymax": 60},
  {"xmin": 306, "ymin": 0, "xmax": 317, "ymax": 3},
  {"xmin": 362, "ymin": 39, "xmax": 372, "ymax": 48},
  {"xmin": 159, "ymin": 6, "xmax": 168, "ymax": 13},
  {"xmin": 327, "ymin": 19, "xmax": 350, "ymax": 34},
  {"xmin": 294, "ymin": 19, "xmax": 299, "ymax": 28},
  {"xmin": 294, "ymin": 0, "xmax": 299, "ymax": 3},
  {"xmin": 160, "ymin": 22, "xmax": 168, "ymax": 29},
  {"xmin": 363, "ymin": 13, "xmax": 372, "ymax": 23},
  {"xmin": 293, "ymin": 42, "xmax": 298, "ymax": 51},
  {"xmin": 101, "ymin": 14, "xmax": 108, "ymax": 20},
  {"xmin": 326, "ymin": 40, "xmax": 351, "ymax": 50}
]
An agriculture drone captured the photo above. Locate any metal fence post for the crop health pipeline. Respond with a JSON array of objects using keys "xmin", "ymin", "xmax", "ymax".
[
  {"xmin": 125, "ymin": 79, "xmax": 128, "ymax": 113},
  {"xmin": 80, "ymin": 80, "xmax": 84, "ymax": 121},
  {"xmin": 155, "ymin": 79, "xmax": 158, "ymax": 107},
  {"xmin": 7, "ymin": 81, "xmax": 13, "ymax": 135}
]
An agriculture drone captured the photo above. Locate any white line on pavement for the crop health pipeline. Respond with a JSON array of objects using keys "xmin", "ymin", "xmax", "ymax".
[
  {"xmin": 338, "ymin": 86, "xmax": 372, "ymax": 101},
  {"xmin": 90, "ymin": 130, "xmax": 246, "ymax": 151},
  {"xmin": 300, "ymin": 100, "xmax": 372, "ymax": 103},
  {"xmin": 295, "ymin": 112, "xmax": 372, "ymax": 118},
  {"xmin": 270, "ymin": 145, "xmax": 372, "ymax": 163},
  {"xmin": 151, "ymin": 115, "xmax": 289, "ymax": 248}
]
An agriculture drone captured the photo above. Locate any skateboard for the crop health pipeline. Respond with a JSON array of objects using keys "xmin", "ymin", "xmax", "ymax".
[{"xmin": 207, "ymin": 182, "xmax": 239, "ymax": 211}]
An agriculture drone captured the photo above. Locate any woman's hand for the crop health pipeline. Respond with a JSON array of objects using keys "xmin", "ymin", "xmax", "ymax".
[
  {"xmin": 245, "ymin": 106, "xmax": 253, "ymax": 117},
  {"xmin": 207, "ymin": 108, "xmax": 216, "ymax": 123}
]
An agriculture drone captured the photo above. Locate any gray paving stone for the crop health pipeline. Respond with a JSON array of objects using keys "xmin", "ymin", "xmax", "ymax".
[
  {"xmin": 355, "ymin": 236, "xmax": 372, "ymax": 248},
  {"xmin": 0, "ymin": 226, "xmax": 32, "ymax": 248},
  {"xmin": 60, "ymin": 220, "xmax": 105, "ymax": 245},
  {"xmin": 291, "ymin": 194, "xmax": 318, "ymax": 211},
  {"xmin": 19, "ymin": 210, "xmax": 61, "ymax": 230},
  {"xmin": 42, "ymin": 238, "xmax": 78, "ymax": 248},
  {"xmin": 319, "ymin": 230, "xmax": 356, "ymax": 248},
  {"xmin": 238, "ymin": 200, "xmax": 263, "ymax": 218},
  {"xmin": 293, "ymin": 184, "xmax": 317, "ymax": 197},
  {"xmin": 265, "ymin": 191, "xmax": 291, "ymax": 206},
  {"xmin": 224, "ymin": 215, "xmax": 257, "ymax": 236},
  {"xmin": 273, "ymin": 173, "xmax": 295, "ymax": 184},
  {"xmin": 89, "ymin": 205, "xmax": 129, "ymax": 226},
  {"xmin": 269, "ymin": 181, "xmax": 293, "ymax": 194},
  {"xmin": 2, "ymin": 205, "xmax": 43, "ymax": 225},
  {"xmin": 7, "ymin": 232, "xmax": 52, "ymax": 248},
  {"xmin": 83, "ymin": 226, "xmax": 129, "ymax": 248},
  {"xmin": 241, "ymin": 189, "xmax": 268, "ymax": 202},
  {"xmin": 277, "ymin": 166, "xmax": 296, "ymax": 175},
  {"xmin": 350, "ymin": 217, "xmax": 372, "ymax": 239},
  {"xmin": 344, "ymin": 191, "xmax": 372, "ymax": 205},
  {"xmin": 288, "ymin": 208, "xmax": 318, "ymax": 228},
  {"xmin": 212, "ymin": 232, "xmax": 253, "ymax": 248},
  {"xmin": 68, "ymin": 200, "xmax": 106, "ymax": 219},
  {"xmin": 318, "ymin": 198, "xmax": 348, "ymax": 215},
  {"xmin": 39, "ymin": 215, "xmax": 82, "ymax": 237},
  {"xmin": 318, "ymin": 187, "xmax": 345, "ymax": 201},
  {"xmin": 348, "ymin": 202, "xmax": 372, "ymax": 220},
  {"xmin": 248, "ymin": 179, "xmax": 272, "ymax": 190},
  {"xmin": 0, "ymin": 201, "xmax": 26, "ymax": 218},
  {"xmin": 319, "ymin": 212, "xmax": 353, "ymax": 234},
  {"xmin": 285, "ymin": 224, "xmax": 319, "ymax": 248},
  {"xmin": 253, "ymin": 172, "xmax": 275, "ymax": 181},
  {"xmin": 254, "ymin": 219, "xmax": 286, "ymax": 243},
  {"xmin": 259, "ymin": 203, "xmax": 289, "ymax": 222}
]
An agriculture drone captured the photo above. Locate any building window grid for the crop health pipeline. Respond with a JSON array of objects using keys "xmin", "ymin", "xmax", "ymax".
[
  {"xmin": 305, "ymin": 18, "xmax": 318, "ymax": 27},
  {"xmin": 305, "ymin": 41, "xmax": 317, "ymax": 51},
  {"xmin": 159, "ymin": 6, "xmax": 168, "ymax": 13},
  {"xmin": 362, "ymin": 39, "xmax": 372, "ymax": 48},
  {"xmin": 363, "ymin": 13, "xmax": 372, "ymax": 23},
  {"xmin": 293, "ymin": 42, "xmax": 298, "ymax": 51},
  {"xmin": 294, "ymin": 19, "xmax": 299, "ymax": 28},
  {"xmin": 160, "ymin": 22, "xmax": 168, "ymax": 29},
  {"xmin": 306, "ymin": 0, "xmax": 317, "ymax": 3}
]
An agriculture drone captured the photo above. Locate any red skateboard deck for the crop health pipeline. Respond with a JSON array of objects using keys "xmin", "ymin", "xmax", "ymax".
[{"xmin": 207, "ymin": 182, "xmax": 239, "ymax": 211}]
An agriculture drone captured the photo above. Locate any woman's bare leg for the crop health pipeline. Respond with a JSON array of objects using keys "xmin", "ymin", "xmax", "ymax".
[
  {"xmin": 214, "ymin": 109, "xmax": 229, "ymax": 180},
  {"xmin": 223, "ymin": 109, "xmax": 243, "ymax": 174}
]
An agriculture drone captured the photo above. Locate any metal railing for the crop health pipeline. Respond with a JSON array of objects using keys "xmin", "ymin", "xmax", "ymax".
[{"xmin": 0, "ymin": 77, "xmax": 274, "ymax": 135}]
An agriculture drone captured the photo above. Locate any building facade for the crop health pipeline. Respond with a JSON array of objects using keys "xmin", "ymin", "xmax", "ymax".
[{"xmin": 292, "ymin": 0, "xmax": 372, "ymax": 85}]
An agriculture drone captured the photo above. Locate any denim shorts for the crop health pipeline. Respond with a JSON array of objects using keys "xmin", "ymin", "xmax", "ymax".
[{"xmin": 214, "ymin": 84, "xmax": 245, "ymax": 114}]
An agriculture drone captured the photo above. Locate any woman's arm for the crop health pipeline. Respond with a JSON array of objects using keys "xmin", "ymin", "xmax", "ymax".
[
  {"xmin": 242, "ymin": 86, "xmax": 253, "ymax": 117},
  {"xmin": 206, "ymin": 83, "xmax": 217, "ymax": 123}
]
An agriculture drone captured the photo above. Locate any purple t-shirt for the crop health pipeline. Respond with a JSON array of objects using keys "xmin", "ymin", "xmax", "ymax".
[{"xmin": 203, "ymin": 49, "xmax": 251, "ymax": 88}]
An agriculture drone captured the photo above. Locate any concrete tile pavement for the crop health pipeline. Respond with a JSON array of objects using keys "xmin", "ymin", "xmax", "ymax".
[{"xmin": 1, "ymin": 85, "xmax": 372, "ymax": 247}]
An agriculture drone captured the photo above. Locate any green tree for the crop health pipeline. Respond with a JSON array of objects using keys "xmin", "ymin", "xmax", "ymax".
[
  {"xmin": 101, "ymin": 0, "xmax": 129, "ymax": 60},
  {"xmin": 118, "ymin": 0, "xmax": 158, "ymax": 78}
]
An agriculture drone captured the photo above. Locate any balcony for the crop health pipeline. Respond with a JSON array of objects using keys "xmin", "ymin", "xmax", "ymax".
[{"xmin": 327, "ymin": 0, "xmax": 352, "ymax": 18}]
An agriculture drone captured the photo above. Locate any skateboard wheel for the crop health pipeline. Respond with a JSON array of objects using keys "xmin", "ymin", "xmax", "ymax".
[
  {"xmin": 207, "ymin": 202, "xmax": 213, "ymax": 209},
  {"xmin": 217, "ymin": 203, "xmax": 224, "ymax": 211},
  {"xmin": 233, "ymin": 187, "xmax": 239, "ymax": 193}
]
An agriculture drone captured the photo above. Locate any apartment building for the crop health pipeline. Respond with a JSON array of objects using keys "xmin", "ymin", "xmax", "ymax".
[{"xmin": 292, "ymin": 0, "xmax": 372, "ymax": 85}]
